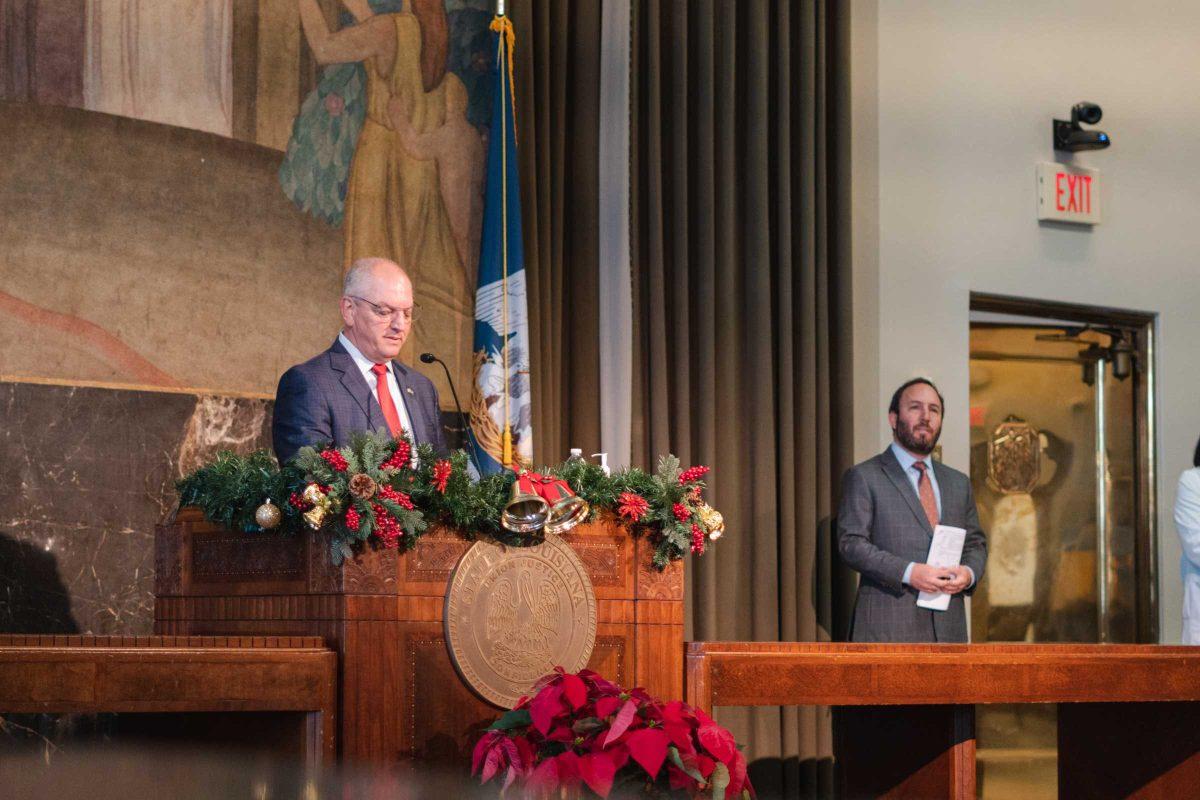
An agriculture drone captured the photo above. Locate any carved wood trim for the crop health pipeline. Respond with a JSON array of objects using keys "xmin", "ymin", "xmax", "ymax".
[
  {"xmin": 307, "ymin": 531, "xmax": 343, "ymax": 593},
  {"xmin": 403, "ymin": 528, "xmax": 470, "ymax": 584},
  {"xmin": 635, "ymin": 537, "xmax": 684, "ymax": 600},
  {"xmin": 561, "ymin": 533, "xmax": 625, "ymax": 588},
  {"xmin": 191, "ymin": 531, "xmax": 305, "ymax": 581},
  {"xmin": 342, "ymin": 545, "xmax": 399, "ymax": 595}
]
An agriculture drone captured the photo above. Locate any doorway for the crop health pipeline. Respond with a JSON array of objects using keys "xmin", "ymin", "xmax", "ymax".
[{"xmin": 967, "ymin": 292, "xmax": 1157, "ymax": 798}]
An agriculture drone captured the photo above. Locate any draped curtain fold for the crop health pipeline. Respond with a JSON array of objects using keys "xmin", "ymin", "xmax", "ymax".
[
  {"xmin": 631, "ymin": 1, "xmax": 853, "ymax": 795},
  {"xmin": 511, "ymin": 0, "xmax": 603, "ymax": 465}
]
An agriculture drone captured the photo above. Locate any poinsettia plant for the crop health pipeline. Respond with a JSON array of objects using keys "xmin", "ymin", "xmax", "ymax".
[{"xmin": 473, "ymin": 668, "xmax": 753, "ymax": 799}]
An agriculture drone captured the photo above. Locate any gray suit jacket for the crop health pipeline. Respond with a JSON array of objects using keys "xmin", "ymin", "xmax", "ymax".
[
  {"xmin": 837, "ymin": 447, "xmax": 987, "ymax": 643},
  {"xmin": 271, "ymin": 339, "xmax": 448, "ymax": 464}
]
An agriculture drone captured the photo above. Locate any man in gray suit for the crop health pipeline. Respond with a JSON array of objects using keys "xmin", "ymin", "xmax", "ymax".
[
  {"xmin": 837, "ymin": 378, "xmax": 987, "ymax": 642},
  {"xmin": 272, "ymin": 257, "xmax": 448, "ymax": 464}
]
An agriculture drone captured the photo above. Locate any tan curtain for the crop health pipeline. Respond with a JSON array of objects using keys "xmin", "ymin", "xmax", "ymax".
[
  {"xmin": 82, "ymin": 0, "xmax": 233, "ymax": 137},
  {"xmin": 631, "ymin": 1, "xmax": 853, "ymax": 795},
  {"xmin": 511, "ymin": 0, "xmax": 603, "ymax": 465}
]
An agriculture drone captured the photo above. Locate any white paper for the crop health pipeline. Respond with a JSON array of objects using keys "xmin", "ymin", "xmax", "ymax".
[{"xmin": 916, "ymin": 525, "xmax": 967, "ymax": 611}]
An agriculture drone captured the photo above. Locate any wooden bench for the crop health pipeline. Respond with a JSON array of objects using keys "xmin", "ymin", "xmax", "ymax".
[
  {"xmin": 0, "ymin": 635, "xmax": 336, "ymax": 768},
  {"xmin": 686, "ymin": 642, "xmax": 1200, "ymax": 799}
]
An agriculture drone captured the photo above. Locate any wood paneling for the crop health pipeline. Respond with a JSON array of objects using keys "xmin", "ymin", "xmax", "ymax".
[
  {"xmin": 0, "ymin": 635, "xmax": 336, "ymax": 765},
  {"xmin": 156, "ymin": 508, "xmax": 684, "ymax": 767},
  {"xmin": 686, "ymin": 642, "xmax": 1200, "ymax": 709}
]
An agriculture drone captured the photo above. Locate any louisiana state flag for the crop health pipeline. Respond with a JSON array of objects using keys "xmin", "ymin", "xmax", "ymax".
[{"xmin": 469, "ymin": 15, "xmax": 532, "ymax": 473}]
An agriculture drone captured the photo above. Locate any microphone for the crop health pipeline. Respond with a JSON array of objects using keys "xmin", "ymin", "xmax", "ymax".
[{"xmin": 419, "ymin": 352, "xmax": 483, "ymax": 476}]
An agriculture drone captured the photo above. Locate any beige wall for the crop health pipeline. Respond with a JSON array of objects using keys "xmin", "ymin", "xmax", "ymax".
[{"xmin": 852, "ymin": 1, "xmax": 1200, "ymax": 641}]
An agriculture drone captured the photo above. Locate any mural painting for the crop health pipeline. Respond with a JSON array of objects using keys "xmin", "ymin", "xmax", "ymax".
[{"xmin": 0, "ymin": 0, "xmax": 494, "ymax": 634}]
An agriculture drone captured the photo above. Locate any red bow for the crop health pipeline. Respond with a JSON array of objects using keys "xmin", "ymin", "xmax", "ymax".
[{"xmin": 515, "ymin": 470, "xmax": 575, "ymax": 503}]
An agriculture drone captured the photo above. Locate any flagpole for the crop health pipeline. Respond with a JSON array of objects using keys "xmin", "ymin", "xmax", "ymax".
[{"xmin": 496, "ymin": 1, "xmax": 513, "ymax": 468}]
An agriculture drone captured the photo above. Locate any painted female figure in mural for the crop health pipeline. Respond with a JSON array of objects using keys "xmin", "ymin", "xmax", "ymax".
[{"xmin": 289, "ymin": 0, "xmax": 487, "ymax": 399}]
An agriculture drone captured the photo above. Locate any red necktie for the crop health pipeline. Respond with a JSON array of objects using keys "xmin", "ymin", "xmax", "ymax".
[
  {"xmin": 371, "ymin": 363, "xmax": 403, "ymax": 437},
  {"xmin": 912, "ymin": 461, "xmax": 939, "ymax": 530}
]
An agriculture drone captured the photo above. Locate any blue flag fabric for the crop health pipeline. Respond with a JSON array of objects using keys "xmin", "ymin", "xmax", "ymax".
[{"xmin": 469, "ymin": 17, "xmax": 533, "ymax": 473}]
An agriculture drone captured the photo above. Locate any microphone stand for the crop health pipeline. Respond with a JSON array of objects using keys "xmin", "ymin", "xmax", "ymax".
[{"xmin": 419, "ymin": 353, "xmax": 484, "ymax": 477}]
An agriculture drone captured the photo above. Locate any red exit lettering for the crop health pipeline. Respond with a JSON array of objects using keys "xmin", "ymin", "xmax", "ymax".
[{"xmin": 1055, "ymin": 172, "xmax": 1093, "ymax": 214}]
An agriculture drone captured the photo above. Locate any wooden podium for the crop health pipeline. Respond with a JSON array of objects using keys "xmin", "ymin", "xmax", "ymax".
[{"xmin": 154, "ymin": 507, "xmax": 683, "ymax": 767}]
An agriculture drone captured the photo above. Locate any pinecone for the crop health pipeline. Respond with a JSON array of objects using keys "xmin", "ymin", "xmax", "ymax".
[{"xmin": 348, "ymin": 473, "xmax": 378, "ymax": 500}]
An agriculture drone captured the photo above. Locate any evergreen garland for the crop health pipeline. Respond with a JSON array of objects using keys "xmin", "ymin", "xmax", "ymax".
[{"xmin": 176, "ymin": 432, "xmax": 722, "ymax": 569}]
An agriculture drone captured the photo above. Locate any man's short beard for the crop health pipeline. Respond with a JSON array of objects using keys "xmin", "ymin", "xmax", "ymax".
[{"xmin": 895, "ymin": 418, "xmax": 940, "ymax": 455}]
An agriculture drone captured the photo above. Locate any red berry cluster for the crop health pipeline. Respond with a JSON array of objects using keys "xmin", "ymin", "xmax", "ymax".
[
  {"xmin": 679, "ymin": 465, "xmax": 710, "ymax": 485},
  {"xmin": 320, "ymin": 449, "xmax": 349, "ymax": 472},
  {"xmin": 690, "ymin": 523, "xmax": 706, "ymax": 555},
  {"xmin": 431, "ymin": 460, "xmax": 452, "ymax": 493},
  {"xmin": 344, "ymin": 506, "xmax": 360, "ymax": 531},
  {"xmin": 288, "ymin": 492, "xmax": 308, "ymax": 510},
  {"xmin": 372, "ymin": 504, "xmax": 403, "ymax": 548},
  {"xmin": 381, "ymin": 441, "xmax": 412, "ymax": 470},
  {"xmin": 378, "ymin": 484, "xmax": 414, "ymax": 510},
  {"xmin": 672, "ymin": 502, "xmax": 691, "ymax": 523}
]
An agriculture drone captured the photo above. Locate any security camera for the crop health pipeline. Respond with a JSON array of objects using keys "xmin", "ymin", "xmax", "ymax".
[
  {"xmin": 1053, "ymin": 102, "xmax": 1111, "ymax": 151},
  {"xmin": 1073, "ymin": 102, "xmax": 1102, "ymax": 125}
]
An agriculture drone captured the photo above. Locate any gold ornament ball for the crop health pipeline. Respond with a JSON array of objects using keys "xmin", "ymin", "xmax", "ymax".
[{"xmin": 255, "ymin": 500, "xmax": 282, "ymax": 530}]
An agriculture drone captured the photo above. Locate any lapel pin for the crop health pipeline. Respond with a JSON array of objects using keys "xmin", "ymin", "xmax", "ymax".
[{"xmin": 405, "ymin": 387, "xmax": 414, "ymax": 395}]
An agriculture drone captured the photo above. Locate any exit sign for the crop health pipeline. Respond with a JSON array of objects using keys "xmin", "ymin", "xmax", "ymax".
[{"xmin": 1037, "ymin": 162, "xmax": 1100, "ymax": 224}]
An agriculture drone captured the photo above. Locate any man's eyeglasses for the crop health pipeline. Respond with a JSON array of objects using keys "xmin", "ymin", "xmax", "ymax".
[{"xmin": 347, "ymin": 296, "xmax": 418, "ymax": 324}]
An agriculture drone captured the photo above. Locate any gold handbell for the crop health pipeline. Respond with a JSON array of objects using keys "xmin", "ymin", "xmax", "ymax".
[
  {"xmin": 542, "ymin": 481, "xmax": 590, "ymax": 535},
  {"xmin": 301, "ymin": 483, "xmax": 332, "ymax": 530},
  {"xmin": 501, "ymin": 477, "xmax": 551, "ymax": 533},
  {"xmin": 697, "ymin": 502, "xmax": 725, "ymax": 540},
  {"xmin": 302, "ymin": 504, "xmax": 328, "ymax": 531}
]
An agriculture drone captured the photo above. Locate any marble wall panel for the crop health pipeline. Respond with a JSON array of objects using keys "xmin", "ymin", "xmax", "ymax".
[{"xmin": 0, "ymin": 380, "xmax": 271, "ymax": 634}]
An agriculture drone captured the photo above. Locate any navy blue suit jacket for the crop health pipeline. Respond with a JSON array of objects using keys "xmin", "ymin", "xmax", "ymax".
[{"xmin": 272, "ymin": 339, "xmax": 448, "ymax": 464}]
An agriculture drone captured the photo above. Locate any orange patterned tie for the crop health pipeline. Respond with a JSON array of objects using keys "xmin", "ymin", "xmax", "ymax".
[
  {"xmin": 371, "ymin": 363, "xmax": 403, "ymax": 437},
  {"xmin": 912, "ymin": 461, "xmax": 940, "ymax": 530}
]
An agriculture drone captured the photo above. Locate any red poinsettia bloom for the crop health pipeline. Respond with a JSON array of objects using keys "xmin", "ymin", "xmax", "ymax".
[
  {"xmin": 431, "ymin": 460, "xmax": 452, "ymax": 493},
  {"xmin": 475, "ymin": 668, "xmax": 754, "ymax": 799},
  {"xmin": 319, "ymin": 449, "xmax": 348, "ymax": 472},
  {"xmin": 616, "ymin": 492, "xmax": 650, "ymax": 523}
]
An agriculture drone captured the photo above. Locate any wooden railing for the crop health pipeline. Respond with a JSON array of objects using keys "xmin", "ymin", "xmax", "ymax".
[
  {"xmin": 0, "ymin": 635, "xmax": 336, "ymax": 768},
  {"xmin": 685, "ymin": 642, "xmax": 1200, "ymax": 799}
]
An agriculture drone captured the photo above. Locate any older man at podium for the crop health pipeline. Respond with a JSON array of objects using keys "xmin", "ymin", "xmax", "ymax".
[{"xmin": 272, "ymin": 257, "xmax": 448, "ymax": 464}]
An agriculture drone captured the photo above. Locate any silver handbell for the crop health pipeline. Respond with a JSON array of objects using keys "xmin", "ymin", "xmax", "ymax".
[
  {"xmin": 541, "ymin": 480, "xmax": 590, "ymax": 535},
  {"xmin": 500, "ymin": 475, "xmax": 551, "ymax": 533}
]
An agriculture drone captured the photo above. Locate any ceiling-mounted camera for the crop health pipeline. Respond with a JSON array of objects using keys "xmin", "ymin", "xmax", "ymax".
[{"xmin": 1053, "ymin": 102, "xmax": 1111, "ymax": 152}]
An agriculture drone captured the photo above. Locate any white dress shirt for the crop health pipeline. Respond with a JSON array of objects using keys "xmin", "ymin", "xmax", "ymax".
[
  {"xmin": 338, "ymin": 332, "xmax": 414, "ymax": 439},
  {"xmin": 890, "ymin": 442, "xmax": 974, "ymax": 589}
]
